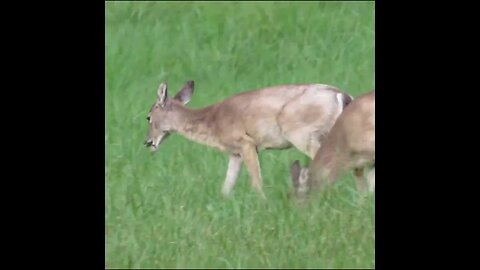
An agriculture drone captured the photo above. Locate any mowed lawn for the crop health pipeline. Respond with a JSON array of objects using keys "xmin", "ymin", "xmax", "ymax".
[{"xmin": 106, "ymin": 1, "xmax": 375, "ymax": 268}]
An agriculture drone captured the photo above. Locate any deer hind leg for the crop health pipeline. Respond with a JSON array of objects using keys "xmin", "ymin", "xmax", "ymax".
[
  {"xmin": 306, "ymin": 136, "xmax": 322, "ymax": 159},
  {"xmin": 366, "ymin": 167, "xmax": 375, "ymax": 193},
  {"xmin": 354, "ymin": 167, "xmax": 369, "ymax": 193},
  {"xmin": 241, "ymin": 143, "xmax": 266, "ymax": 199},
  {"xmin": 283, "ymin": 129, "xmax": 322, "ymax": 159},
  {"xmin": 221, "ymin": 154, "xmax": 242, "ymax": 197}
]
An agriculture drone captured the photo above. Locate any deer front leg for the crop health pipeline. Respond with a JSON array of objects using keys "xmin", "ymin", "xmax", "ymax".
[
  {"xmin": 241, "ymin": 143, "xmax": 266, "ymax": 199},
  {"xmin": 221, "ymin": 154, "xmax": 242, "ymax": 197}
]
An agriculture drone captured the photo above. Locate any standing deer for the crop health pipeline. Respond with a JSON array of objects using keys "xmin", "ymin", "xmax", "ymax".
[
  {"xmin": 144, "ymin": 80, "xmax": 353, "ymax": 199},
  {"xmin": 290, "ymin": 91, "xmax": 375, "ymax": 200}
]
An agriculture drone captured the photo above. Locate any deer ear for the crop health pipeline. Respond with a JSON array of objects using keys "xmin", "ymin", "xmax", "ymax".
[
  {"xmin": 157, "ymin": 82, "xmax": 168, "ymax": 105},
  {"xmin": 174, "ymin": 80, "xmax": 194, "ymax": 105},
  {"xmin": 290, "ymin": 160, "xmax": 301, "ymax": 189}
]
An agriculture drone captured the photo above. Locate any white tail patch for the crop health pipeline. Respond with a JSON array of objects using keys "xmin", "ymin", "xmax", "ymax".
[
  {"xmin": 336, "ymin": 92, "xmax": 354, "ymax": 110},
  {"xmin": 336, "ymin": 93, "xmax": 344, "ymax": 109}
]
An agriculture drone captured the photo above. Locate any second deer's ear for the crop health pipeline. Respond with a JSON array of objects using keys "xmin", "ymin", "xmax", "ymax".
[
  {"xmin": 174, "ymin": 80, "xmax": 195, "ymax": 105},
  {"xmin": 157, "ymin": 82, "xmax": 168, "ymax": 106},
  {"xmin": 291, "ymin": 160, "xmax": 301, "ymax": 189}
]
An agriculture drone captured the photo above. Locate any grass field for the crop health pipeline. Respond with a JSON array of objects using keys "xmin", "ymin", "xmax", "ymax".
[{"xmin": 106, "ymin": 1, "xmax": 375, "ymax": 268}]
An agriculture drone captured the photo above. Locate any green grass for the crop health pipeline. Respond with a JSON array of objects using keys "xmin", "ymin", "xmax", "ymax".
[{"xmin": 106, "ymin": 1, "xmax": 375, "ymax": 268}]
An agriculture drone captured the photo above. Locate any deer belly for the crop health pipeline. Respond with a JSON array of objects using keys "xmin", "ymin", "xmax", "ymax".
[{"xmin": 251, "ymin": 125, "xmax": 292, "ymax": 151}]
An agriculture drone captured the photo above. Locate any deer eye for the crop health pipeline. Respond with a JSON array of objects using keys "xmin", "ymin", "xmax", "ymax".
[{"xmin": 146, "ymin": 116, "xmax": 151, "ymax": 122}]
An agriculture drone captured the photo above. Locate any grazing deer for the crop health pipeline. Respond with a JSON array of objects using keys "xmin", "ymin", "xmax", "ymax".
[
  {"xmin": 290, "ymin": 91, "xmax": 375, "ymax": 200},
  {"xmin": 144, "ymin": 80, "xmax": 353, "ymax": 199}
]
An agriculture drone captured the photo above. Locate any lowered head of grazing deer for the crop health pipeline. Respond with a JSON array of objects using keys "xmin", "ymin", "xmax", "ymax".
[
  {"xmin": 290, "ymin": 90, "xmax": 375, "ymax": 201},
  {"xmin": 144, "ymin": 80, "xmax": 195, "ymax": 151},
  {"xmin": 144, "ymin": 80, "xmax": 353, "ymax": 199}
]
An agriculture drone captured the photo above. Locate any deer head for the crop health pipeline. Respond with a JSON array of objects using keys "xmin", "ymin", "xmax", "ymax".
[{"xmin": 144, "ymin": 80, "xmax": 195, "ymax": 152}]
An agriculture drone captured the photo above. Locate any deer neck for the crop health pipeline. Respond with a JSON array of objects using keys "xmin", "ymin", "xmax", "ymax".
[{"xmin": 172, "ymin": 103, "xmax": 225, "ymax": 151}]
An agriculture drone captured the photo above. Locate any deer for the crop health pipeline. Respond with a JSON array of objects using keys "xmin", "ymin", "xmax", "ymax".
[
  {"xmin": 144, "ymin": 80, "xmax": 353, "ymax": 199},
  {"xmin": 290, "ymin": 90, "xmax": 375, "ymax": 201}
]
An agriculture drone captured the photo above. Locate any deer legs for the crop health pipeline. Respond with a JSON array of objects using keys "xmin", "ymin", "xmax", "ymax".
[
  {"xmin": 220, "ymin": 144, "xmax": 265, "ymax": 199},
  {"xmin": 221, "ymin": 154, "xmax": 242, "ymax": 197},
  {"xmin": 241, "ymin": 143, "xmax": 266, "ymax": 199}
]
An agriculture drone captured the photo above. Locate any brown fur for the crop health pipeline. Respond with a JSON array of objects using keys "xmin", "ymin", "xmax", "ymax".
[
  {"xmin": 290, "ymin": 91, "xmax": 375, "ymax": 199},
  {"xmin": 145, "ymin": 80, "xmax": 353, "ymax": 199}
]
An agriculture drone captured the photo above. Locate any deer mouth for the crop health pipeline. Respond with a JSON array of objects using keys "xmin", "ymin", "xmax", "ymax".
[
  {"xmin": 144, "ymin": 132, "xmax": 170, "ymax": 152},
  {"xmin": 144, "ymin": 139, "xmax": 160, "ymax": 152},
  {"xmin": 150, "ymin": 143, "xmax": 159, "ymax": 151}
]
